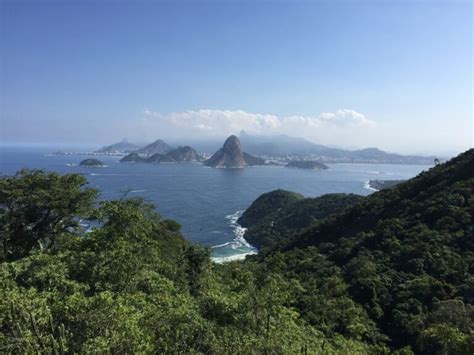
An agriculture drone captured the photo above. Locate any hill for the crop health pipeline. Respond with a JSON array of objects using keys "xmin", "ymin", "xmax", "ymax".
[
  {"xmin": 247, "ymin": 149, "xmax": 474, "ymax": 351},
  {"xmin": 134, "ymin": 139, "xmax": 173, "ymax": 155},
  {"xmin": 120, "ymin": 146, "xmax": 203, "ymax": 164},
  {"xmin": 204, "ymin": 135, "xmax": 265, "ymax": 168},
  {"xmin": 239, "ymin": 191, "xmax": 364, "ymax": 249},
  {"xmin": 95, "ymin": 139, "xmax": 139, "ymax": 154},
  {"xmin": 165, "ymin": 146, "xmax": 204, "ymax": 162},
  {"xmin": 1, "ymin": 150, "xmax": 472, "ymax": 354},
  {"xmin": 239, "ymin": 131, "xmax": 436, "ymax": 164}
]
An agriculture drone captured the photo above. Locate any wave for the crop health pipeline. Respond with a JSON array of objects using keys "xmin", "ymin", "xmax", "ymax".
[
  {"xmin": 210, "ymin": 210, "xmax": 258, "ymax": 263},
  {"xmin": 211, "ymin": 251, "xmax": 258, "ymax": 264},
  {"xmin": 210, "ymin": 230, "xmax": 224, "ymax": 234},
  {"xmin": 65, "ymin": 163, "xmax": 77, "ymax": 167},
  {"xmin": 129, "ymin": 189, "xmax": 147, "ymax": 193},
  {"xmin": 225, "ymin": 210, "xmax": 254, "ymax": 249},
  {"xmin": 363, "ymin": 181, "xmax": 378, "ymax": 191},
  {"xmin": 211, "ymin": 241, "xmax": 236, "ymax": 249}
]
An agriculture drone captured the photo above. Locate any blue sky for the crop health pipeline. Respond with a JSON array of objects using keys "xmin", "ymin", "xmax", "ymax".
[{"xmin": 1, "ymin": 0, "xmax": 472, "ymax": 155}]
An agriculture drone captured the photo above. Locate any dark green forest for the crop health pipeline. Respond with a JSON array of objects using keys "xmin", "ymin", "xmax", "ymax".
[{"xmin": 1, "ymin": 149, "xmax": 473, "ymax": 354}]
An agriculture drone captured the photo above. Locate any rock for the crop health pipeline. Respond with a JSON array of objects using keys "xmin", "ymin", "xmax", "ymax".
[
  {"xmin": 79, "ymin": 158, "xmax": 106, "ymax": 167},
  {"xmin": 155, "ymin": 154, "xmax": 176, "ymax": 163},
  {"xmin": 134, "ymin": 139, "xmax": 173, "ymax": 156},
  {"xmin": 285, "ymin": 161, "xmax": 328, "ymax": 170},
  {"xmin": 243, "ymin": 152, "xmax": 265, "ymax": 166},
  {"xmin": 368, "ymin": 179, "xmax": 404, "ymax": 191},
  {"xmin": 121, "ymin": 146, "xmax": 203, "ymax": 164},
  {"xmin": 165, "ymin": 146, "xmax": 204, "ymax": 162},
  {"xmin": 204, "ymin": 135, "xmax": 265, "ymax": 168},
  {"xmin": 143, "ymin": 153, "xmax": 166, "ymax": 164},
  {"xmin": 120, "ymin": 153, "xmax": 143, "ymax": 163}
]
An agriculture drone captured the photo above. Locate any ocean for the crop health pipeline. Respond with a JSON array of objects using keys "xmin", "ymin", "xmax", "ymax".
[{"xmin": 0, "ymin": 145, "xmax": 431, "ymax": 262}]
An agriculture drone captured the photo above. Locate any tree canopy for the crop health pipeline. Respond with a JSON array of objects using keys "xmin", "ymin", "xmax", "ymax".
[{"xmin": 1, "ymin": 149, "xmax": 473, "ymax": 353}]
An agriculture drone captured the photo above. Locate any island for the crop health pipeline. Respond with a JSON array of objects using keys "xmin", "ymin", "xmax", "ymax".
[
  {"xmin": 79, "ymin": 158, "xmax": 106, "ymax": 167},
  {"xmin": 285, "ymin": 160, "xmax": 328, "ymax": 170},
  {"xmin": 204, "ymin": 135, "xmax": 265, "ymax": 168},
  {"xmin": 134, "ymin": 139, "xmax": 173, "ymax": 155},
  {"xmin": 120, "ymin": 146, "xmax": 204, "ymax": 164}
]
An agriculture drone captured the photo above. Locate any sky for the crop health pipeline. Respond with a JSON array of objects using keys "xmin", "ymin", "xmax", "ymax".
[{"xmin": 1, "ymin": 0, "xmax": 472, "ymax": 156}]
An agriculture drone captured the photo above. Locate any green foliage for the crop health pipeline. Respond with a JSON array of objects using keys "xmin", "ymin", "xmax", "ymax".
[
  {"xmin": 243, "ymin": 192, "xmax": 364, "ymax": 250},
  {"xmin": 273, "ymin": 149, "xmax": 474, "ymax": 351},
  {"xmin": 0, "ymin": 169, "xmax": 97, "ymax": 261},
  {"xmin": 237, "ymin": 189, "xmax": 304, "ymax": 228},
  {"xmin": 0, "ymin": 149, "xmax": 473, "ymax": 353}
]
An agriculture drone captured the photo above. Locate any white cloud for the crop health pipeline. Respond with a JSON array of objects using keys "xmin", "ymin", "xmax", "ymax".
[{"xmin": 140, "ymin": 108, "xmax": 376, "ymax": 143}]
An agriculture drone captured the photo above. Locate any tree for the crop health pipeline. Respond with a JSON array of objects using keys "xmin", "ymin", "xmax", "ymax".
[{"xmin": 0, "ymin": 170, "xmax": 97, "ymax": 261}]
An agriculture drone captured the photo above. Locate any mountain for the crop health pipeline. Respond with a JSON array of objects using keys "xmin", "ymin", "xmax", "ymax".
[
  {"xmin": 2, "ymin": 150, "xmax": 472, "ymax": 354},
  {"xmin": 120, "ymin": 153, "xmax": 143, "ymax": 163},
  {"xmin": 120, "ymin": 146, "xmax": 203, "ymax": 164},
  {"xmin": 239, "ymin": 131, "xmax": 329, "ymax": 156},
  {"xmin": 238, "ymin": 189, "xmax": 304, "ymax": 227},
  {"xmin": 95, "ymin": 139, "xmax": 139, "ymax": 154},
  {"xmin": 238, "ymin": 191, "xmax": 364, "ymax": 249},
  {"xmin": 144, "ymin": 153, "xmax": 169, "ymax": 163},
  {"xmin": 242, "ymin": 148, "xmax": 474, "ymax": 351},
  {"xmin": 165, "ymin": 146, "xmax": 204, "ymax": 162},
  {"xmin": 134, "ymin": 139, "xmax": 173, "ymax": 156},
  {"xmin": 238, "ymin": 132, "xmax": 436, "ymax": 164},
  {"xmin": 204, "ymin": 135, "xmax": 265, "ymax": 168}
]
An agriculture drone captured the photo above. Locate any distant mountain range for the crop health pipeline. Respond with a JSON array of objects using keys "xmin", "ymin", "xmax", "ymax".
[
  {"xmin": 120, "ymin": 146, "xmax": 204, "ymax": 164},
  {"xmin": 238, "ymin": 131, "xmax": 436, "ymax": 164},
  {"xmin": 96, "ymin": 133, "xmax": 438, "ymax": 165},
  {"xmin": 95, "ymin": 139, "xmax": 139, "ymax": 154},
  {"xmin": 134, "ymin": 139, "xmax": 173, "ymax": 155}
]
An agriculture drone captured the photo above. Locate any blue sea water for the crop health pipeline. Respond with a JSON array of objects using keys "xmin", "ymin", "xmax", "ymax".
[{"xmin": 0, "ymin": 145, "xmax": 431, "ymax": 262}]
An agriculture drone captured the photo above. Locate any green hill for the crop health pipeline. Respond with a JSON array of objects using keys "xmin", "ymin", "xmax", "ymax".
[
  {"xmin": 237, "ymin": 189, "xmax": 304, "ymax": 227},
  {"xmin": 252, "ymin": 149, "xmax": 474, "ymax": 352},
  {"xmin": 0, "ymin": 149, "xmax": 472, "ymax": 353},
  {"xmin": 240, "ymin": 192, "xmax": 364, "ymax": 250}
]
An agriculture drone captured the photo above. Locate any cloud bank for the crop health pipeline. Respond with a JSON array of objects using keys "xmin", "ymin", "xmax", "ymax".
[{"xmin": 140, "ymin": 108, "xmax": 376, "ymax": 145}]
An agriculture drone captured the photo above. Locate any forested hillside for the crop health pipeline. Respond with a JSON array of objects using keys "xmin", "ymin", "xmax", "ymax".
[
  {"xmin": 247, "ymin": 149, "xmax": 474, "ymax": 353},
  {"xmin": 239, "ymin": 191, "xmax": 364, "ymax": 250},
  {"xmin": 1, "ymin": 149, "xmax": 473, "ymax": 353}
]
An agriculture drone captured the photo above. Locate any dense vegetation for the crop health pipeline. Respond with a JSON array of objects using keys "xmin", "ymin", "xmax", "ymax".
[
  {"xmin": 239, "ymin": 191, "xmax": 364, "ymax": 250},
  {"xmin": 1, "ymin": 149, "xmax": 472, "ymax": 353}
]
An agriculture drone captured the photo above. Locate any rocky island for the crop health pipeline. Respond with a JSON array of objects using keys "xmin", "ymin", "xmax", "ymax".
[
  {"xmin": 79, "ymin": 158, "xmax": 106, "ymax": 167},
  {"xmin": 134, "ymin": 139, "xmax": 173, "ymax": 156},
  {"xmin": 204, "ymin": 135, "xmax": 265, "ymax": 168},
  {"xmin": 120, "ymin": 146, "xmax": 203, "ymax": 164},
  {"xmin": 285, "ymin": 160, "xmax": 328, "ymax": 170}
]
